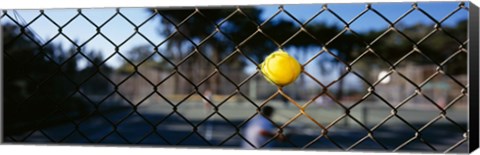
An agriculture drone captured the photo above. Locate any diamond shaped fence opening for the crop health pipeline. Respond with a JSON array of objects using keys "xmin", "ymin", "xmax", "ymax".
[{"xmin": 0, "ymin": 2, "xmax": 476, "ymax": 153}]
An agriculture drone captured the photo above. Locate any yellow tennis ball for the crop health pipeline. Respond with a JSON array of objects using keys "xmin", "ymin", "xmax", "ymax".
[{"xmin": 260, "ymin": 50, "xmax": 302, "ymax": 87}]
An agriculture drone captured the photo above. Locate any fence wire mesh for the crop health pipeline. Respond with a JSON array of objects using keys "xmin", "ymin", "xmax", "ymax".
[{"xmin": 1, "ymin": 2, "xmax": 471, "ymax": 153}]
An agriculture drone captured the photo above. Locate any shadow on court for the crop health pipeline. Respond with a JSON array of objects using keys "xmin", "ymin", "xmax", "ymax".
[{"xmin": 4, "ymin": 106, "xmax": 468, "ymax": 153}]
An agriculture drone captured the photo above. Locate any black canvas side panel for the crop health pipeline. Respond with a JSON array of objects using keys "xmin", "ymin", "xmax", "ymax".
[{"xmin": 468, "ymin": 2, "xmax": 479, "ymax": 153}]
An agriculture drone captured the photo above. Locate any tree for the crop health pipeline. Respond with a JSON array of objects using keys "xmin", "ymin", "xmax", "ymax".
[
  {"xmin": 361, "ymin": 20, "xmax": 468, "ymax": 75},
  {"xmin": 2, "ymin": 23, "xmax": 110, "ymax": 135},
  {"xmin": 151, "ymin": 7, "xmax": 275, "ymax": 94},
  {"xmin": 149, "ymin": 7, "xmax": 467, "ymax": 101}
]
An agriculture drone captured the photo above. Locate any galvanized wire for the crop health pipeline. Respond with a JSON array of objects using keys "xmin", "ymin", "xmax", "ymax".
[{"xmin": 1, "ymin": 2, "xmax": 470, "ymax": 153}]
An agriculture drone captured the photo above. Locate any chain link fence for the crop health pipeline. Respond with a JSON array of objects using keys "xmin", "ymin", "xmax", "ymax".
[{"xmin": 1, "ymin": 2, "xmax": 474, "ymax": 153}]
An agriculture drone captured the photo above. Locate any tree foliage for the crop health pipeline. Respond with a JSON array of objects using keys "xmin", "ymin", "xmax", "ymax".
[{"xmin": 2, "ymin": 23, "xmax": 111, "ymax": 135}]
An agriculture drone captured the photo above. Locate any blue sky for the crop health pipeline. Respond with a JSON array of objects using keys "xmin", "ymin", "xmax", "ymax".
[
  {"xmin": 261, "ymin": 2, "xmax": 468, "ymax": 31},
  {"xmin": 1, "ymin": 2, "xmax": 469, "ymax": 91}
]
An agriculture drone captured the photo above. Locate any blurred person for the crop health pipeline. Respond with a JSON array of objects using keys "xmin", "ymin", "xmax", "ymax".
[
  {"xmin": 202, "ymin": 87, "xmax": 214, "ymax": 141},
  {"xmin": 242, "ymin": 106, "xmax": 285, "ymax": 149},
  {"xmin": 315, "ymin": 96, "xmax": 333, "ymax": 108},
  {"xmin": 202, "ymin": 87, "xmax": 213, "ymax": 111}
]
